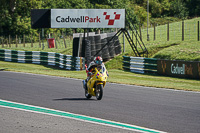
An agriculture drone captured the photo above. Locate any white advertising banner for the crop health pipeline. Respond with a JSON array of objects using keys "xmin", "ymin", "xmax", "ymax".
[{"xmin": 51, "ymin": 9, "xmax": 125, "ymax": 28}]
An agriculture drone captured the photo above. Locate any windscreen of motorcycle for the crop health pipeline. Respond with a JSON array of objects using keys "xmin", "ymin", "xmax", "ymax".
[{"xmin": 98, "ymin": 66, "xmax": 106, "ymax": 74}]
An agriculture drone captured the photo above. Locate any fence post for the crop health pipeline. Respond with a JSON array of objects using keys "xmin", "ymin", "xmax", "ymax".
[
  {"xmin": 16, "ymin": 35, "xmax": 18, "ymax": 47},
  {"xmin": 198, "ymin": 21, "xmax": 199, "ymax": 41},
  {"xmin": 53, "ymin": 32, "xmax": 57, "ymax": 49},
  {"xmin": 39, "ymin": 33, "xmax": 41, "ymax": 48},
  {"xmin": 9, "ymin": 35, "xmax": 11, "ymax": 47},
  {"xmin": 23, "ymin": 34, "xmax": 25, "ymax": 47},
  {"xmin": 139, "ymin": 24, "xmax": 142, "ymax": 41},
  {"xmin": 182, "ymin": 20, "xmax": 184, "ymax": 41},
  {"xmin": 132, "ymin": 30, "xmax": 134, "ymax": 41},
  {"xmin": 136, "ymin": 29, "xmax": 137, "ymax": 47},
  {"xmin": 6, "ymin": 38, "xmax": 8, "ymax": 47},
  {"xmin": 31, "ymin": 33, "xmax": 33, "ymax": 47},
  {"xmin": 154, "ymin": 24, "xmax": 156, "ymax": 41},
  {"xmin": 1, "ymin": 39, "xmax": 4, "ymax": 48},
  {"xmin": 63, "ymin": 32, "xmax": 67, "ymax": 48},
  {"xmin": 167, "ymin": 22, "xmax": 169, "ymax": 41}
]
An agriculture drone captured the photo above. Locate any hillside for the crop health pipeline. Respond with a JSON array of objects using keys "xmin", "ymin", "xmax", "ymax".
[{"xmin": 105, "ymin": 17, "xmax": 200, "ymax": 69}]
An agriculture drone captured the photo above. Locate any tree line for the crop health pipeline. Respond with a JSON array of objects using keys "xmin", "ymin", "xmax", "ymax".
[{"xmin": 0, "ymin": 0, "xmax": 199, "ymax": 37}]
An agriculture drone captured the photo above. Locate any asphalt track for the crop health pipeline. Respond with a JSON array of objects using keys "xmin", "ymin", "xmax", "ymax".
[{"xmin": 0, "ymin": 71, "xmax": 200, "ymax": 133}]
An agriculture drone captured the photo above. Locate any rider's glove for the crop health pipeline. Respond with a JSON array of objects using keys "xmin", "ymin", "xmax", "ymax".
[{"xmin": 106, "ymin": 71, "xmax": 109, "ymax": 77}]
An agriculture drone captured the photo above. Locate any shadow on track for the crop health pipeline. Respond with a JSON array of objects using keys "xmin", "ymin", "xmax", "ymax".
[{"xmin": 53, "ymin": 98, "xmax": 95, "ymax": 101}]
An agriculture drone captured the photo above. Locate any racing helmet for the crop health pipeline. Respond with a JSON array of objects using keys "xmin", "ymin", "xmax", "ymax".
[{"xmin": 95, "ymin": 56, "xmax": 103, "ymax": 65}]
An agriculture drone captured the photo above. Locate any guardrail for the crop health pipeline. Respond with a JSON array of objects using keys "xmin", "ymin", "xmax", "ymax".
[
  {"xmin": 0, "ymin": 49, "xmax": 85, "ymax": 71},
  {"xmin": 123, "ymin": 56, "xmax": 157, "ymax": 74}
]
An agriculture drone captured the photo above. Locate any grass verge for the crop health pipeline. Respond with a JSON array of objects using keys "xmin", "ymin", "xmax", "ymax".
[{"xmin": 1, "ymin": 61, "xmax": 200, "ymax": 92}]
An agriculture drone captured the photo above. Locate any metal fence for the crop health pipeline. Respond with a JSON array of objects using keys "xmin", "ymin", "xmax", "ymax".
[
  {"xmin": 0, "ymin": 32, "xmax": 73, "ymax": 49},
  {"xmin": 0, "ymin": 28, "xmax": 119, "ymax": 49},
  {"xmin": 133, "ymin": 19, "xmax": 200, "ymax": 42}
]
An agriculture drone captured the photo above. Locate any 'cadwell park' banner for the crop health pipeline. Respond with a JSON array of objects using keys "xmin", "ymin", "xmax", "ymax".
[
  {"xmin": 158, "ymin": 60, "xmax": 200, "ymax": 79},
  {"xmin": 51, "ymin": 9, "xmax": 125, "ymax": 28}
]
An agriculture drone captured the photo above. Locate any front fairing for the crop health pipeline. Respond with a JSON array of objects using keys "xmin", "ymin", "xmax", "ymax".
[{"xmin": 87, "ymin": 66, "xmax": 108, "ymax": 95}]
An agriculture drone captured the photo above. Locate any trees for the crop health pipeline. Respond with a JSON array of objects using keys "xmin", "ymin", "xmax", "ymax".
[
  {"xmin": 0, "ymin": 0, "xmax": 199, "ymax": 37},
  {"xmin": 0, "ymin": 0, "xmax": 42, "ymax": 36},
  {"xmin": 0, "ymin": 0, "xmax": 15, "ymax": 36},
  {"xmin": 170, "ymin": 0, "xmax": 188, "ymax": 19},
  {"xmin": 185, "ymin": 0, "xmax": 200, "ymax": 17}
]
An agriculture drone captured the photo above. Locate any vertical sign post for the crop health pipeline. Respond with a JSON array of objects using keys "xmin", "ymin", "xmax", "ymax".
[
  {"xmin": 42, "ymin": 28, "xmax": 44, "ymax": 50},
  {"xmin": 123, "ymin": 33, "xmax": 125, "ymax": 53}
]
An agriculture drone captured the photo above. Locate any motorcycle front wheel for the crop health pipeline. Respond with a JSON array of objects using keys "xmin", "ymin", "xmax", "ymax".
[{"xmin": 96, "ymin": 84, "xmax": 103, "ymax": 100}]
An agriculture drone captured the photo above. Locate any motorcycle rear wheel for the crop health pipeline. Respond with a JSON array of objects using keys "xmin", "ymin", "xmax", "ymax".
[{"xmin": 96, "ymin": 84, "xmax": 103, "ymax": 100}]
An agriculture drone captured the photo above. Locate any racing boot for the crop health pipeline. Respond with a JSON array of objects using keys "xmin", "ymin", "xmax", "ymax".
[{"xmin": 82, "ymin": 79, "xmax": 87, "ymax": 90}]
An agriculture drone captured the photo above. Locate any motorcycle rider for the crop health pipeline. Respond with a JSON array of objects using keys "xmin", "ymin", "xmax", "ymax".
[
  {"xmin": 83, "ymin": 56, "xmax": 108, "ymax": 89},
  {"xmin": 86, "ymin": 56, "xmax": 104, "ymax": 80}
]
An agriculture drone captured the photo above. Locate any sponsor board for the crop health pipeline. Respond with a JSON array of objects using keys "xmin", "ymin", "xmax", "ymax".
[
  {"xmin": 51, "ymin": 9, "xmax": 125, "ymax": 28},
  {"xmin": 158, "ymin": 60, "xmax": 200, "ymax": 79}
]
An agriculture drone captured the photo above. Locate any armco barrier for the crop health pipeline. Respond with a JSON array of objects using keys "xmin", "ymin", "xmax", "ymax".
[
  {"xmin": 123, "ymin": 56, "xmax": 157, "ymax": 74},
  {"xmin": 0, "ymin": 49, "xmax": 85, "ymax": 71}
]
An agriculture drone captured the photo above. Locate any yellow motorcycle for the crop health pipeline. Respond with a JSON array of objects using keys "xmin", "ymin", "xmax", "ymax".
[{"xmin": 82, "ymin": 66, "xmax": 108, "ymax": 100}]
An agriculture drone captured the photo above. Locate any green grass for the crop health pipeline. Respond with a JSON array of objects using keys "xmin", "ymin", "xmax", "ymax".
[
  {"xmin": 0, "ymin": 61, "xmax": 87, "ymax": 79},
  {"xmin": 1, "ymin": 61, "xmax": 200, "ymax": 91},
  {"xmin": 153, "ymin": 42, "xmax": 200, "ymax": 61},
  {"xmin": 108, "ymin": 69, "xmax": 200, "ymax": 91},
  {"xmin": 139, "ymin": 17, "xmax": 200, "ymax": 58},
  {"xmin": 111, "ymin": 17, "xmax": 200, "ymax": 69},
  {"xmin": 150, "ymin": 17, "xmax": 182, "ymax": 25},
  {"xmin": 141, "ymin": 17, "xmax": 200, "ymax": 43}
]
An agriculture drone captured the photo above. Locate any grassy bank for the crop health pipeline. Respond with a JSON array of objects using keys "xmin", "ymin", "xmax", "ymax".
[
  {"xmin": 1, "ymin": 61, "xmax": 200, "ymax": 91},
  {"xmin": 107, "ymin": 17, "xmax": 200, "ymax": 69}
]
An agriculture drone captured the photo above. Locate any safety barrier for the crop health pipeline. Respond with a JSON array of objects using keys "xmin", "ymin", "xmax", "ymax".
[
  {"xmin": 123, "ymin": 56, "xmax": 157, "ymax": 74},
  {"xmin": 0, "ymin": 49, "xmax": 85, "ymax": 71},
  {"xmin": 73, "ymin": 32, "xmax": 121, "ymax": 61}
]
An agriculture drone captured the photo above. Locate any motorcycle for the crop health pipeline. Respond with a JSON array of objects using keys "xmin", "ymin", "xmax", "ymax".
[{"xmin": 82, "ymin": 66, "xmax": 108, "ymax": 100}]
